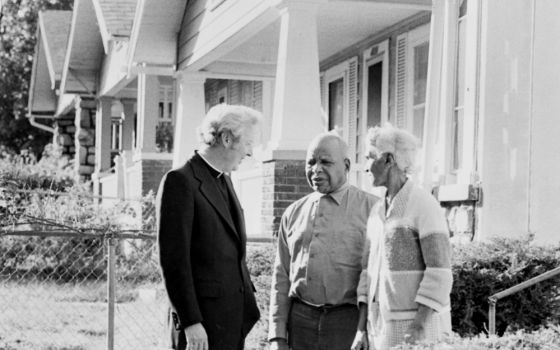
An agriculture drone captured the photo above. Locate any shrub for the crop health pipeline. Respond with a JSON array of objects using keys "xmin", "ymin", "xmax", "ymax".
[
  {"xmin": 0, "ymin": 143, "xmax": 75, "ymax": 191},
  {"xmin": 451, "ymin": 237, "xmax": 560, "ymax": 336},
  {"xmin": 392, "ymin": 325, "xmax": 560, "ymax": 349}
]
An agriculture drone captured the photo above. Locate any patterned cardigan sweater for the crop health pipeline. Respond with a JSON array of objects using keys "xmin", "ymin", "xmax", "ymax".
[{"xmin": 357, "ymin": 180, "xmax": 452, "ymax": 321}]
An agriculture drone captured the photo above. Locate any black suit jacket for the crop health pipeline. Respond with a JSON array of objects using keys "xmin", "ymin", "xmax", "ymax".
[{"xmin": 156, "ymin": 152, "xmax": 260, "ymax": 350}]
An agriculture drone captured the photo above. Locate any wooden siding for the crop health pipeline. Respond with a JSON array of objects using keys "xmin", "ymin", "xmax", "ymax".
[{"xmin": 177, "ymin": 0, "xmax": 273, "ymax": 69}]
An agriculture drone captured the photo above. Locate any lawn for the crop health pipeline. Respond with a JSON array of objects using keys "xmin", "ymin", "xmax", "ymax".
[
  {"xmin": 0, "ymin": 243, "xmax": 274, "ymax": 350},
  {"xmin": 0, "ymin": 281, "xmax": 168, "ymax": 350}
]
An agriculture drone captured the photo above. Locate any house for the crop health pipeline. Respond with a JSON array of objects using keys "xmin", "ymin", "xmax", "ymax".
[{"xmin": 29, "ymin": 0, "xmax": 560, "ymax": 244}]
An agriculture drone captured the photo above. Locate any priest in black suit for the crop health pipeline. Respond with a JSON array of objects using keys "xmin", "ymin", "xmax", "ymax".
[{"xmin": 156, "ymin": 104, "xmax": 262, "ymax": 350}]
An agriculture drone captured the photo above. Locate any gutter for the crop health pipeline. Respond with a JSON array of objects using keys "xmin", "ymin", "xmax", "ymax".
[{"xmin": 27, "ymin": 114, "xmax": 56, "ymax": 134}]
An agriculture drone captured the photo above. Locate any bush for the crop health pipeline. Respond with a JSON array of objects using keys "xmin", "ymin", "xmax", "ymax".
[
  {"xmin": 0, "ymin": 143, "xmax": 75, "ymax": 191},
  {"xmin": 451, "ymin": 237, "xmax": 560, "ymax": 336},
  {"xmin": 392, "ymin": 325, "xmax": 560, "ymax": 349},
  {"xmin": 243, "ymin": 239, "xmax": 560, "ymax": 347}
]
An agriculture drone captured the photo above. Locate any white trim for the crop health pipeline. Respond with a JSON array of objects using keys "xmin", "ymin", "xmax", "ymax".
[
  {"xmin": 362, "ymin": 40, "xmax": 390, "ymax": 128},
  {"xmin": 405, "ymin": 23, "xmax": 430, "ymax": 140},
  {"xmin": 458, "ymin": 0, "xmax": 481, "ymax": 184},
  {"xmin": 359, "ymin": 40, "xmax": 389, "ymax": 190},
  {"xmin": 133, "ymin": 151, "xmax": 174, "ymax": 162}
]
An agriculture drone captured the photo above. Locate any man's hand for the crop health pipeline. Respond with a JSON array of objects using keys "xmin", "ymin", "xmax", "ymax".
[
  {"xmin": 185, "ymin": 323, "xmax": 208, "ymax": 350},
  {"xmin": 269, "ymin": 338, "xmax": 289, "ymax": 350},
  {"xmin": 351, "ymin": 329, "xmax": 368, "ymax": 350}
]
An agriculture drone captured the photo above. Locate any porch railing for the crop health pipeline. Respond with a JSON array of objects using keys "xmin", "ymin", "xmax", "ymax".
[{"xmin": 488, "ymin": 266, "xmax": 560, "ymax": 335}]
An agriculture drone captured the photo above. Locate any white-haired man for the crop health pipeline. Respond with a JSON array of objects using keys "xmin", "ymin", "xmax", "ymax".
[
  {"xmin": 157, "ymin": 104, "xmax": 262, "ymax": 350},
  {"xmin": 268, "ymin": 132, "xmax": 378, "ymax": 350}
]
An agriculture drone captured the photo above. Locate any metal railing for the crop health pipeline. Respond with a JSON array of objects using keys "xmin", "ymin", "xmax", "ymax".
[{"xmin": 488, "ymin": 266, "xmax": 560, "ymax": 335}]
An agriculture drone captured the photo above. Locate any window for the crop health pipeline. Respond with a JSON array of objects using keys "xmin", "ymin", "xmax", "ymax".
[
  {"xmin": 395, "ymin": 24, "xmax": 430, "ymax": 143},
  {"xmin": 321, "ymin": 57, "xmax": 359, "ymax": 185},
  {"xmin": 111, "ymin": 118, "xmax": 122, "ymax": 152},
  {"xmin": 328, "ymin": 78, "xmax": 344, "ymax": 132},
  {"xmin": 156, "ymin": 85, "xmax": 175, "ymax": 153},
  {"xmin": 451, "ymin": 0, "xmax": 468, "ymax": 171},
  {"xmin": 412, "ymin": 42, "xmax": 429, "ymax": 141},
  {"xmin": 360, "ymin": 41, "xmax": 389, "ymax": 190}
]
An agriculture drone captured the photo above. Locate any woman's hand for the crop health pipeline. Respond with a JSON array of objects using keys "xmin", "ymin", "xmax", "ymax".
[
  {"xmin": 351, "ymin": 330, "xmax": 368, "ymax": 350},
  {"xmin": 403, "ymin": 304, "xmax": 433, "ymax": 344},
  {"xmin": 403, "ymin": 322, "xmax": 425, "ymax": 344}
]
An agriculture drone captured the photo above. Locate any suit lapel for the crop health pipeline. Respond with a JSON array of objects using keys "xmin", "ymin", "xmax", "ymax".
[
  {"xmin": 191, "ymin": 155, "xmax": 240, "ymax": 242},
  {"xmin": 224, "ymin": 175, "xmax": 246, "ymax": 253}
]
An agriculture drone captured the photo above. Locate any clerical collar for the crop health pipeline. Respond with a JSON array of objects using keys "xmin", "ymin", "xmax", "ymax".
[{"xmin": 197, "ymin": 151, "xmax": 224, "ymax": 178}]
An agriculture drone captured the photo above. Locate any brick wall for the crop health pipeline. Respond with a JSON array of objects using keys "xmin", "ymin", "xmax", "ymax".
[
  {"xmin": 141, "ymin": 159, "xmax": 172, "ymax": 196},
  {"xmin": 262, "ymin": 159, "xmax": 312, "ymax": 237}
]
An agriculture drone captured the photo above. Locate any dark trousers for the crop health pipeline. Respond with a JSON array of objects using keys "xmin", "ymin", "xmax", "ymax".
[{"xmin": 288, "ymin": 299, "xmax": 359, "ymax": 350}]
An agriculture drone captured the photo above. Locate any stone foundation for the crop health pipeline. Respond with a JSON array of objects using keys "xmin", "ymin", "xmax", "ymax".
[
  {"xmin": 74, "ymin": 98, "xmax": 97, "ymax": 182},
  {"xmin": 54, "ymin": 115, "xmax": 76, "ymax": 158}
]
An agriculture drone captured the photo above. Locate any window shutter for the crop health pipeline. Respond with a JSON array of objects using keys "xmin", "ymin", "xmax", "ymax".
[
  {"xmin": 320, "ymin": 73, "xmax": 327, "ymax": 129},
  {"xmin": 347, "ymin": 56, "xmax": 358, "ymax": 164},
  {"xmin": 395, "ymin": 33, "xmax": 408, "ymax": 128}
]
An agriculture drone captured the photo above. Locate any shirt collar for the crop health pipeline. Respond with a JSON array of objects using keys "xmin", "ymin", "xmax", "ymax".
[
  {"xmin": 197, "ymin": 151, "xmax": 224, "ymax": 178},
  {"xmin": 311, "ymin": 182, "xmax": 350, "ymax": 206}
]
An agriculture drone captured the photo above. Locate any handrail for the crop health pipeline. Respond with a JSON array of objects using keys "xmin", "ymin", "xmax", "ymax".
[{"xmin": 488, "ymin": 266, "xmax": 560, "ymax": 335}]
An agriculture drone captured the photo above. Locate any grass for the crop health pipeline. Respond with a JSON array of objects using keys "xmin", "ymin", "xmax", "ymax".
[
  {"xmin": 0, "ymin": 281, "xmax": 168, "ymax": 350},
  {"xmin": 0, "ymin": 244, "xmax": 275, "ymax": 350}
]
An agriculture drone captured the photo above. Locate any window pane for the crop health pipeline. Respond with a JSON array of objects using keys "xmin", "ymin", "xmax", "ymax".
[
  {"xmin": 459, "ymin": 0, "xmax": 468, "ymax": 18},
  {"xmin": 455, "ymin": 17, "xmax": 467, "ymax": 107},
  {"xmin": 413, "ymin": 42, "xmax": 429, "ymax": 105},
  {"xmin": 413, "ymin": 106, "xmax": 425, "ymax": 142},
  {"xmin": 452, "ymin": 108, "xmax": 464, "ymax": 170},
  {"xmin": 367, "ymin": 62, "xmax": 383, "ymax": 128},
  {"xmin": 328, "ymin": 78, "xmax": 344, "ymax": 131}
]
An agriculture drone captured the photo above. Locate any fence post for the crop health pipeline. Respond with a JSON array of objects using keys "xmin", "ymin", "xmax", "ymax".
[
  {"xmin": 488, "ymin": 298, "xmax": 496, "ymax": 335},
  {"xmin": 107, "ymin": 236, "xmax": 116, "ymax": 350}
]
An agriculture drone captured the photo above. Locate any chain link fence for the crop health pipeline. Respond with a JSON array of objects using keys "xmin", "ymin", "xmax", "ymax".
[{"xmin": 0, "ymin": 188, "xmax": 169, "ymax": 350}]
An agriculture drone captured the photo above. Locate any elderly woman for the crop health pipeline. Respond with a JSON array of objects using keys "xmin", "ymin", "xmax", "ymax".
[{"xmin": 351, "ymin": 124, "xmax": 452, "ymax": 350}]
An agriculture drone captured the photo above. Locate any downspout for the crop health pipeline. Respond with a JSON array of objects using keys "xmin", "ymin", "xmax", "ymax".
[{"xmin": 27, "ymin": 114, "xmax": 56, "ymax": 134}]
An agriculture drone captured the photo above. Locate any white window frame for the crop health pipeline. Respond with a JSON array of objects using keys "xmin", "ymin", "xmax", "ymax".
[
  {"xmin": 359, "ymin": 40, "xmax": 389, "ymax": 191},
  {"xmin": 406, "ymin": 24, "xmax": 430, "ymax": 143},
  {"xmin": 324, "ymin": 61, "xmax": 350, "ymax": 141}
]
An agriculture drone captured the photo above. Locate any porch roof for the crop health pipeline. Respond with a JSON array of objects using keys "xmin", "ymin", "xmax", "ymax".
[
  {"xmin": 28, "ymin": 11, "xmax": 72, "ymax": 115},
  {"xmin": 93, "ymin": 0, "xmax": 137, "ymax": 52},
  {"xmin": 178, "ymin": 0, "xmax": 431, "ymax": 77},
  {"xmin": 59, "ymin": 0, "xmax": 103, "ymax": 99},
  {"xmin": 128, "ymin": 0, "xmax": 186, "ymax": 72}
]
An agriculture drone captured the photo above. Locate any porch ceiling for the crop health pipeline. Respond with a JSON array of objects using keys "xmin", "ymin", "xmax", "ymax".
[
  {"xmin": 60, "ymin": 0, "xmax": 103, "ymax": 96},
  {"xmin": 202, "ymin": 1, "xmax": 429, "ymax": 77}
]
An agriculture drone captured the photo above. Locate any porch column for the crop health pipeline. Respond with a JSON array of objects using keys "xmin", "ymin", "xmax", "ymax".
[
  {"xmin": 173, "ymin": 72, "xmax": 206, "ymax": 168},
  {"xmin": 266, "ymin": 0, "xmax": 325, "ymax": 160},
  {"xmin": 121, "ymin": 98, "xmax": 135, "ymax": 151},
  {"xmin": 95, "ymin": 96, "xmax": 112, "ymax": 174},
  {"xmin": 262, "ymin": 0, "xmax": 324, "ymax": 237},
  {"xmin": 136, "ymin": 73, "xmax": 159, "ymax": 153},
  {"xmin": 421, "ymin": 0, "xmax": 459, "ymax": 190}
]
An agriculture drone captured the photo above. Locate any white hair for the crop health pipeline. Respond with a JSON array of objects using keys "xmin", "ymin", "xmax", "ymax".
[
  {"xmin": 197, "ymin": 104, "xmax": 263, "ymax": 146},
  {"xmin": 366, "ymin": 123, "xmax": 420, "ymax": 174}
]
